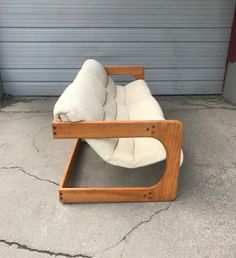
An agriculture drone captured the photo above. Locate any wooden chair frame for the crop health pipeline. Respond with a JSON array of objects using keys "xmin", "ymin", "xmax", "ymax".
[{"xmin": 52, "ymin": 66, "xmax": 183, "ymax": 203}]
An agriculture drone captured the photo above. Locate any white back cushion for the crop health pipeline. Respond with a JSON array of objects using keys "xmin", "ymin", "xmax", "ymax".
[
  {"xmin": 82, "ymin": 59, "xmax": 108, "ymax": 86},
  {"xmin": 53, "ymin": 81, "xmax": 104, "ymax": 122},
  {"xmin": 54, "ymin": 59, "xmax": 108, "ymax": 121}
]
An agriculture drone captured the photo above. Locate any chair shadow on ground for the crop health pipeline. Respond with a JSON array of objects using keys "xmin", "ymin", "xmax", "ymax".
[{"xmin": 68, "ymin": 141, "xmax": 166, "ymax": 188}]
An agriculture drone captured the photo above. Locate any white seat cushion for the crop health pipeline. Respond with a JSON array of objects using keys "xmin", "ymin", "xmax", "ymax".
[{"xmin": 54, "ymin": 59, "xmax": 183, "ymax": 168}]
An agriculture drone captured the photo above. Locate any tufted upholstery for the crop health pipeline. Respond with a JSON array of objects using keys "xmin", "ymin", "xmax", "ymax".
[{"xmin": 54, "ymin": 59, "xmax": 183, "ymax": 168}]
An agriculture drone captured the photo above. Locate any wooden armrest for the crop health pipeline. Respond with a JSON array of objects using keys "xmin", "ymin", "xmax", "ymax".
[
  {"xmin": 105, "ymin": 66, "xmax": 144, "ymax": 80},
  {"xmin": 52, "ymin": 119, "xmax": 182, "ymax": 151}
]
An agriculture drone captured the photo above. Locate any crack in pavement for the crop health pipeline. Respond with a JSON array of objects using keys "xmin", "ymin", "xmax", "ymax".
[
  {"xmin": 94, "ymin": 203, "xmax": 172, "ymax": 257},
  {"xmin": 119, "ymin": 242, "xmax": 126, "ymax": 258},
  {"xmin": 1, "ymin": 166, "xmax": 59, "ymax": 186},
  {"xmin": 0, "ymin": 203, "xmax": 175, "ymax": 258},
  {"xmin": 32, "ymin": 125, "xmax": 49, "ymax": 154},
  {"xmin": 0, "ymin": 191, "xmax": 186, "ymax": 258},
  {"xmin": 32, "ymin": 136, "xmax": 40, "ymax": 153},
  {"xmin": 0, "ymin": 239, "xmax": 91, "ymax": 258},
  {"xmin": 94, "ymin": 191, "xmax": 188, "ymax": 257},
  {"xmin": 119, "ymin": 204, "xmax": 171, "ymax": 242}
]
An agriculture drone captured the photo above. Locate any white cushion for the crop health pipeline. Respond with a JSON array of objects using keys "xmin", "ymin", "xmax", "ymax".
[
  {"xmin": 115, "ymin": 86, "xmax": 129, "ymax": 120},
  {"xmin": 125, "ymin": 79, "xmax": 152, "ymax": 104},
  {"xmin": 104, "ymin": 94, "xmax": 117, "ymax": 121},
  {"xmin": 104, "ymin": 76, "xmax": 117, "ymax": 121},
  {"xmin": 81, "ymin": 59, "xmax": 108, "ymax": 86},
  {"xmin": 106, "ymin": 76, "xmax": 116, "ymax": 98},
  {"xmin": 54, "ymin": 59, "xmax": 107, "ymax": 121},
  {"xmin": 53, "ymin": 81, "xmax": 104, "ymax": 122},
  {"xmin": 54, "ymin": 59, "xmax": 183, "ymax": 168}
]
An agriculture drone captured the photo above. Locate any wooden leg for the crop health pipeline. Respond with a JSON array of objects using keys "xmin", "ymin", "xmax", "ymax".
[{"xmin": 59, "ymin": 122, "xmax": 182, "ymax": 203}]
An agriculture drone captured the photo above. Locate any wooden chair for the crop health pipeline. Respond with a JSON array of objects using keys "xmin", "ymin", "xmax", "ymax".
[{"xmin": 52, "ymin": 66, "xmax": 183, "ymax": 203}]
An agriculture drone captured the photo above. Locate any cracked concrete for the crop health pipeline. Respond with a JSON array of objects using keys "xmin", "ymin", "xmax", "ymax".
[
  {"xmin": 0, "ymin": 204, "xmax": 171, "ymax": 258},
  {"xmin": 1, "ymin": 166, "xmax": 59, "ymax": 186},
  {"xmin": 93, "ymin": 203, "xmax": 172, "ymax": 257},
  {"xmin": 0, "ymin": 239, "xmax": 91, "ymax": 258},
  {"xmin": 0, "ymin": 96, "xmax": 235, "ymax": 258}
]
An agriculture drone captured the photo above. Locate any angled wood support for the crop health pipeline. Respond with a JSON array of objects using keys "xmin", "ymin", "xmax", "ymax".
[{"xmin": 52, "ymin": 120, "xmax": 183, "ymax": 203}]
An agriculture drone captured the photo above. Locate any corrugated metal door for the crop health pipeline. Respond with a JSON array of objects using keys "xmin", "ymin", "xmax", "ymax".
[{"xmin": 0, "ymin": 0, "xmax": 235, "ymax": 95}]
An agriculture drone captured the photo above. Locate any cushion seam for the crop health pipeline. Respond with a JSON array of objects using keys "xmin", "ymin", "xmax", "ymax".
[{"xmin": 124, "ymin": 84, "xmax": 135, "ymax": 164}]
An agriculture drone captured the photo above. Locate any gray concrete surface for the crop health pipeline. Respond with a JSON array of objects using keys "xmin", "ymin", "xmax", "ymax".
[{"xmin": 0, "ymin": 96, "xmax": 235, "ymax": 258}]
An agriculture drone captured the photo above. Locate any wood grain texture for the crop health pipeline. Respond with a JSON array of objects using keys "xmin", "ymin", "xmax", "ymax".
[
  {"xmin": 53, "ymin": 119, "xmax": 183, "ymax": 203},
  {"xmin": 105, "ymin": 66, "xmax": 144, "ymax": 80},
  {"xmin": 60, "ymin": 139, "xmax": 82, "ymax": 188}
]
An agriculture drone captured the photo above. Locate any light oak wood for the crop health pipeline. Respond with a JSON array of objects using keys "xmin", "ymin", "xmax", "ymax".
[
  {"xmin": 53, "ymin": 120, "xmax": 183, "ymax": 203},
  {"xmin": 105, "ymin": 66, "xmax": 144, "ymax": 80},
  {"xmin": 60, "ymin": 139, "xmax": 82, "ymax": 188},
  {"xmin": 53, "ymin": 65, "xmax": 183, "ymax": 203}
]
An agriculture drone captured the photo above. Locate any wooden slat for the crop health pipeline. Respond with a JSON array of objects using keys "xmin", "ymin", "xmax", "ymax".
[
  {"xmin": 60, "ymin": 139, "xmax": 82, "ymax": 188},
  {"xmin": 105, "ymin": 66, "xmax": 144, "ymax": 80},
  {"xmin": 52, "ymin": 119, "xmax": 182, "ymax": 139}
]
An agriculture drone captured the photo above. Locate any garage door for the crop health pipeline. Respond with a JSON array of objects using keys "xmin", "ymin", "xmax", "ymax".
[{"xmin": 0, "ymin": 0, "xmax": 235, "ymax": 96}]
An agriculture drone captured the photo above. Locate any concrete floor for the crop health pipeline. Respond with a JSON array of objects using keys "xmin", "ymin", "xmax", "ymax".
[{"xmin": 0, "ymin": 96, "xmax": 235, "ymax": 258}]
